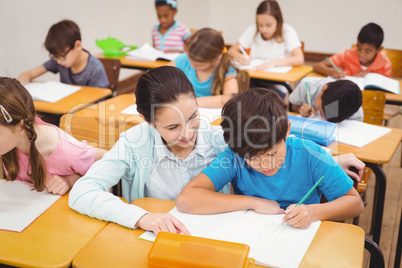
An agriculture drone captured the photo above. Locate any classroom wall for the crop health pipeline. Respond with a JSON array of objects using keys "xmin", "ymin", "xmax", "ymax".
[{"xmin": 1, "ymin": 0, "xmax": 401, "ymax": 79}]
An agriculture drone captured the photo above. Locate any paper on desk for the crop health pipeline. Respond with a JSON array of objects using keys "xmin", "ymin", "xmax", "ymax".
[
  {"xmin": 235, "ymin": 59, "xmax": 292, "ymax": 73},
  {"xmin": 126, "ymin": 43, "xmax": 181, "ymax": 61},
  {"xmin": 120, "ymin": 105, "xmax": 222, "ymax": 124},
  {"xmin": 25, "ymin": 81, "xmax": 81, "ymax": 103},
  {"xmin": 140, "ymin": 207, "xmax": 320, "ymax": 268},
  {"xmin": 0, "ymin": 180, "xmax": 61, "ymax": 232},
  {"xmin": 336, "ymin": 120, "xmax": 391, "ymax": 148}
]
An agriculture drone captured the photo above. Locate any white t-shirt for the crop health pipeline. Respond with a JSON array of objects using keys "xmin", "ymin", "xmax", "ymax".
[{"xmin": 238, "ymin": 23, "xmax": 301, "ymax": 61}]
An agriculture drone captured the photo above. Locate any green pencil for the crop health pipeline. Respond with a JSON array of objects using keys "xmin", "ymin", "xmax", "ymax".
[
  {"xmin": 305, "ymin": 82, "xmax": 312, "ymax": 107},
  {"xmin": 297, "ymin": 176, "xmax": 325, "ymax": 206},
  {"xmin": 325, "ymin": 57, "xmax": 342, "ymax": 72}
]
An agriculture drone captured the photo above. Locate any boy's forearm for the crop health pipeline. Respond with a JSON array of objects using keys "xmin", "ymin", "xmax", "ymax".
[{"xmin": 313, "ymin": 61, "xmax": 331, "ymax": 76}]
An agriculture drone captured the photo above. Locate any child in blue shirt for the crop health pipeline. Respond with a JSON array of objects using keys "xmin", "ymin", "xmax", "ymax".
[
  {"xmin": 18, "ymin": 20, "xmax": 108, "ymax": 88},
  {"xmin": 177, "ymin": 88, "xmax": 364, "ymax": 229},
  {"xmin": 153, "ymin": 0, "xmax": 191, "ymax": 53}
]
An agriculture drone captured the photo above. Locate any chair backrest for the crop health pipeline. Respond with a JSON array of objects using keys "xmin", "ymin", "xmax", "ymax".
[
  {"xmin": 381, "ymin": 48, "xmax": 402, "ymax": 78},
  {"xmin": 365, "ymin": 236, "xmax": 385, "ymax": 268},
  {"xmin": 237, "ymin": 70, "xmax": 250, "ymax": 93},
  {"xmin": 99, "ymin": 58, "xmax": 121, "ymax": 94},
  {"xmin": 59, "ymin": 113, "xmax": 141, "ymax": 151},
  {"xmin": 362, "ymin": 90, "xmax": 386, "ymax": 126}
]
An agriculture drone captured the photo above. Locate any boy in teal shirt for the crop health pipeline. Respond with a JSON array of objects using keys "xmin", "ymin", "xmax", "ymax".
[{"xmin": 177, "ymin": 88, "xmax": 364, "ymax": 229}]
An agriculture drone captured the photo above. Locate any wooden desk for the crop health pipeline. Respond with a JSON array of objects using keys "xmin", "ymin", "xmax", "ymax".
[
  {"xmin": 306, "ymin": 72, "xmax": 402, "ymax": 105},
  {"xmin": 60, "ymin": 94, "xmax": 144, "ymax": 150},
  {"xmin": 34, "ymin": 86, "xmax": 112, "ymax": 115},
  {"xmin": 72, "ymin": 198, "xmax": 365, "ymax": 268},
  {"xmin": 248, "ymin": 65, "xmax": 313, "ymax": 83},
  {"xmin": 0, "ymin": 193, "xmax": 108, "ymax": 268},
  {"xmin": 97, "ymin": 54, "xmax": 168, "ymax": 70}
]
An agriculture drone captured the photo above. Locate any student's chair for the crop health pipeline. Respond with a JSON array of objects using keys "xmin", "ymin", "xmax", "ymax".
[
  {"xmin": 99, "ymin": 58, "xmax": 121, "ymax": 95},
  {"xmin": 364, "ymin": 236, "xmax": 385, "ymax": 268},
  {"xmin": 237, "ymin": 70, "xmax": 250, "ymax": 93}
]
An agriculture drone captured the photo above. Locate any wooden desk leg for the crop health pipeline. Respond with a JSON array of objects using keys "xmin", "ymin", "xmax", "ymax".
[
  {"xmin": 395, "ymin": 207, "xmax": 402, "ymax": 268},
  {"xmin": 365, "ymin": 162, "xmax": 387, "ymax": 245}
]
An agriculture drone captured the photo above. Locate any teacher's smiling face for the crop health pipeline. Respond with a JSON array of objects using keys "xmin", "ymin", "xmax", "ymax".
[{"xmin": 153, "ymin": 93, "xmax": 200, "ymax": 152}]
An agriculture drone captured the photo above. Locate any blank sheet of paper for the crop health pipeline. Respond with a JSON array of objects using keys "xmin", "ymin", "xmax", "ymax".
[
  {"xmin": 0, "ymin": 180, "xmax": 61, "ymax": 232},
  {"xmin": 336, "ymin": 120, "xmax": 391, "ymax": 148},
  {"xmin": 25, "ymin": 81, "xmax": 81, "ymax": 103},
  {"xmin": 140, "ymin": 207, "xmax": 320, "ymax": 268}
]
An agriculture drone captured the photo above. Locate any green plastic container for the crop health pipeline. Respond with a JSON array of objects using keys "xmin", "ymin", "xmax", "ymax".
[{"xmin": 96, "ymin": 36, "xmax": 137, "ymax": 58}]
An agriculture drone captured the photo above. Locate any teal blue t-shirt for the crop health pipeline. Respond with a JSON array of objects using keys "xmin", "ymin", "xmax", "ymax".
[
  {"xmin": 202, "ymin": 136, "xmax": 353, "ymax": 209},
  {"xmin": 175, "ymin": 53, "xmax": 237, "ymax": 97}
]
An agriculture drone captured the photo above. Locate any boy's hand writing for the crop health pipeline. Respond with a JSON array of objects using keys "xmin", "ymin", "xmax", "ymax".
[
  {"xmin": 330, "ymin": 70, "xmax": 346, "ymax": 78},
  {"xmin": 299, "ymin": 103, "xmax": 315, "ymax": 118},
  {"xmin": 252, "ymin": 197, "xmax": 285, "ymax": 214},
  {"xmin": 136, "ymin": 213, "xmax": 191, "ymax": 236},
  {"xmin": 282, "ymin": 204, "xmax": 313, "ymax": 229}
]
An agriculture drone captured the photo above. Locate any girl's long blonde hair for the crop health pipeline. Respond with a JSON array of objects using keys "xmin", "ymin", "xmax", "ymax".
[
  {"xmin": 186, "ymin": 28, "xmax": 238, "ymax": 96},
  {"xmin": 256, "ymin": 0, "xmax": 284, "ymax": 42},
  {"xmin": 0, "ymin": 77, "xmax": 47, "ymax": 191}
]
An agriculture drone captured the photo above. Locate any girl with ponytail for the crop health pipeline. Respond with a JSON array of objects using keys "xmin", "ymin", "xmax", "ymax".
[
  {"xmin": 171, "ymin": 28, "xmax": 240, "ymax": 108},
  {"xmin": 0, "ymin": 77, "xmax": 104, "ymax": 195}
]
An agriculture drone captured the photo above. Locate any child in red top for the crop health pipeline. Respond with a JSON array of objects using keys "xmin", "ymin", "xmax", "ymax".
[{"xmin": 314, "ymin": 23, "xmax": 392, "ymax": 78}]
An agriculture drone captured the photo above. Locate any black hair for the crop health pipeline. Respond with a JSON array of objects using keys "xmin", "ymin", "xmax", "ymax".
[
  {"xmin": 357, "ymin": 23, "xmax": 384, "ymax": 49},
  {"xmin": 45, "ymin": 20, "xmax": 81, "ymax": 57},
  {"xmin": 221, "ymin": 88, "xmax": 288, "ymax": 158},
  {"xmin": 155, "ymin": 0, "xmax": 177, "ymax": 9},
  {"xmin": 321, "ymin": 80, "xmax": 362, "ymax": 123},
  {"xmin": 135, "ymin": 66, "xmax": 195, "ymax": 123}
]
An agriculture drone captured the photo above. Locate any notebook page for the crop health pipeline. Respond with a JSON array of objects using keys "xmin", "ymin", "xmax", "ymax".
[
  {"xmin": 25, "ymin": 81, "xmax": 81, "ymax": 103},
  {"xmin": 336, "ymin": 120, "xmax": 391, "ymax": 147},
  {"xmin": 0, "ymin": 180, "xmax": 61, "ymax": 232},
  {"xmin": 140, "ymin": 207, "xmax": 320, "ymax": 268}
]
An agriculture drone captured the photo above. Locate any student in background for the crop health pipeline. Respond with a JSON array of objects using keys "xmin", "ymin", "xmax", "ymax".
[
  {"xmin": 69, "ymin": 66, "xmax": 231, "ymax": 235},
  {"xmin": 0, "ymin": 77, "xmax": 105, "ymax": 195},
  {"xmin": 228, "ymin": 0, "xmax": 304, "ymax": 104},
  {"xmin": 177, "ymin": 88, "xmax": 364, "ymax": 229},
  {"xmin": 289, "ymin": 77, "xmax": 363, "ymax": 122},
  {"xmin": 153, "ymin": 0, "xmax": 191, "ymax": 53},
  {"xmin": 171, "ymin": 28, "xmax": 239, "ymax": 108},
  {"xmin": 18, "ymin": 20, "xmax": 108, "ymax": 88},
  {"xmin": 314, "ymin": 23, "xmax": 391, "ymax": 78}
]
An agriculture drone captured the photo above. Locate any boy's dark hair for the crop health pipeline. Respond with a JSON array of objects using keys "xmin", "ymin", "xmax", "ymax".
[
  {"xmin": 357, "ymin": 23, "xmax": 384, "ymax": 49},
  {"xmin": 135, "ymin": 66, "xmax": 195, "ymax": 123},
  {"xmin": 221, "ymin": 88, "xmax": 288, "ymax": 159},
  {"xmin": 45, "ymin": 20, "xmax": 81, "ymax": 57},
  {"xmin": 321, "ymin": 80, "xmax": 362, "ymax": 123}
]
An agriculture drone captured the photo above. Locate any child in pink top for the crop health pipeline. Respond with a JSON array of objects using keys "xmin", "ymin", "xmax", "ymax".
[{"xmin": 0, "ymin": 77, "xmax": 105, "ymax": 195}]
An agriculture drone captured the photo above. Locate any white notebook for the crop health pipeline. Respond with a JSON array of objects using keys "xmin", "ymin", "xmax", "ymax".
[
  {"xmin": 0, "ymin": 180, "xmax": 61, "ymax": 232},
  {"xmin": 336, "ymin": 73, "xmax": 400, "ymax": 94},
  {"xmin": 126, "ymin": 43, "xmax": 181, "ymax": 61},
  {"xmin": 336, "ymin": 120, "xmax": 391, "ymax": 147},
  {"xmin": 140, "ymin": 207, "xmax": 320, "ymax": 268},
  {"xmin": 25, "ymin": 81, "xmax": 81, "ymax": 103},
  {"xmin": 235, "ymin": 59, "xmax": 292, "ymax": 73}
]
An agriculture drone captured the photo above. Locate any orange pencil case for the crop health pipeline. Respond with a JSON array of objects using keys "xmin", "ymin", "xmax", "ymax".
[{"xmin": 148, "ymin": 232, "xmax": 255, "ymax": 268}]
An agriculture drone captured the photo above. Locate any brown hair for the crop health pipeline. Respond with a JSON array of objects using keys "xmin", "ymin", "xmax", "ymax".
[
  {"xmin": 221, "ymin": 88, "xmax": 288, "ymax": 158},
  {"xmin": 0, "ymin": 77, "xmax": 47, "ymax": 191},
  {"xmin": 256, "ymin": 0, "xmax": 284, "ymax": 42},
  {"xmin": 186, "ymin": 28, "xmax": 238, "ymax": 96},
  {"xmin": 45, "ymin": 20, "xmax": 81, "ymax": 57},
  {"xmin": 135, "ymin": 66, "xmax": 195, "ymax": 123}
]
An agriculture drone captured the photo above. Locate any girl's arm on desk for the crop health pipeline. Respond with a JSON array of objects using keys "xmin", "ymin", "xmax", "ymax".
[
  {"xmin": 176, "ymin": 173, "xmax": 284, "ymax": 215},
  {"xmin": 255, "ymin": 47, "xmax": 304, "ymax": 71},
  {"xmin": 228, "ymin": 42, "xmax": 252, "ymax": 65}
]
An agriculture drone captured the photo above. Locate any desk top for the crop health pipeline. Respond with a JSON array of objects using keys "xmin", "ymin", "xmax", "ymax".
[
  {"xmin": 0, "ymin": 193, "xmax": 108, "ymax": 268},
  {"xmin": 72, "ymin": 197, "xmax": 364, "ymax": 268},
  {"xmin": 328, "ymin": 126, "xmax": 402, "ymax": 164},
  {"xmin": 34, "ymin": 86, "xmax": 112, "ymax": 115},
  {"xmin": 248, "ymin": 65, "xmax": 313, "ymax": 83}
]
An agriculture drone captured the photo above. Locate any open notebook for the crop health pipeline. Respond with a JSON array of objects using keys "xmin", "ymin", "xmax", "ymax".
[
  {"xmin": 338, "ymin": 73, "xmax": 400, "ymax": 94},
  {"xmin": 126, "ymin": 43, "xmax": 181, "ymax": 61},
  {"xmin": 0, "ymin": 180, "xmax": 61, "ymax": 232},
  {"xmin": 140, "ymin": 207, "xmax": 321, "ymax": 268},
  {"xmin": 24, "ymin": 81, "xmax": 81, "ymax": 103}
]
